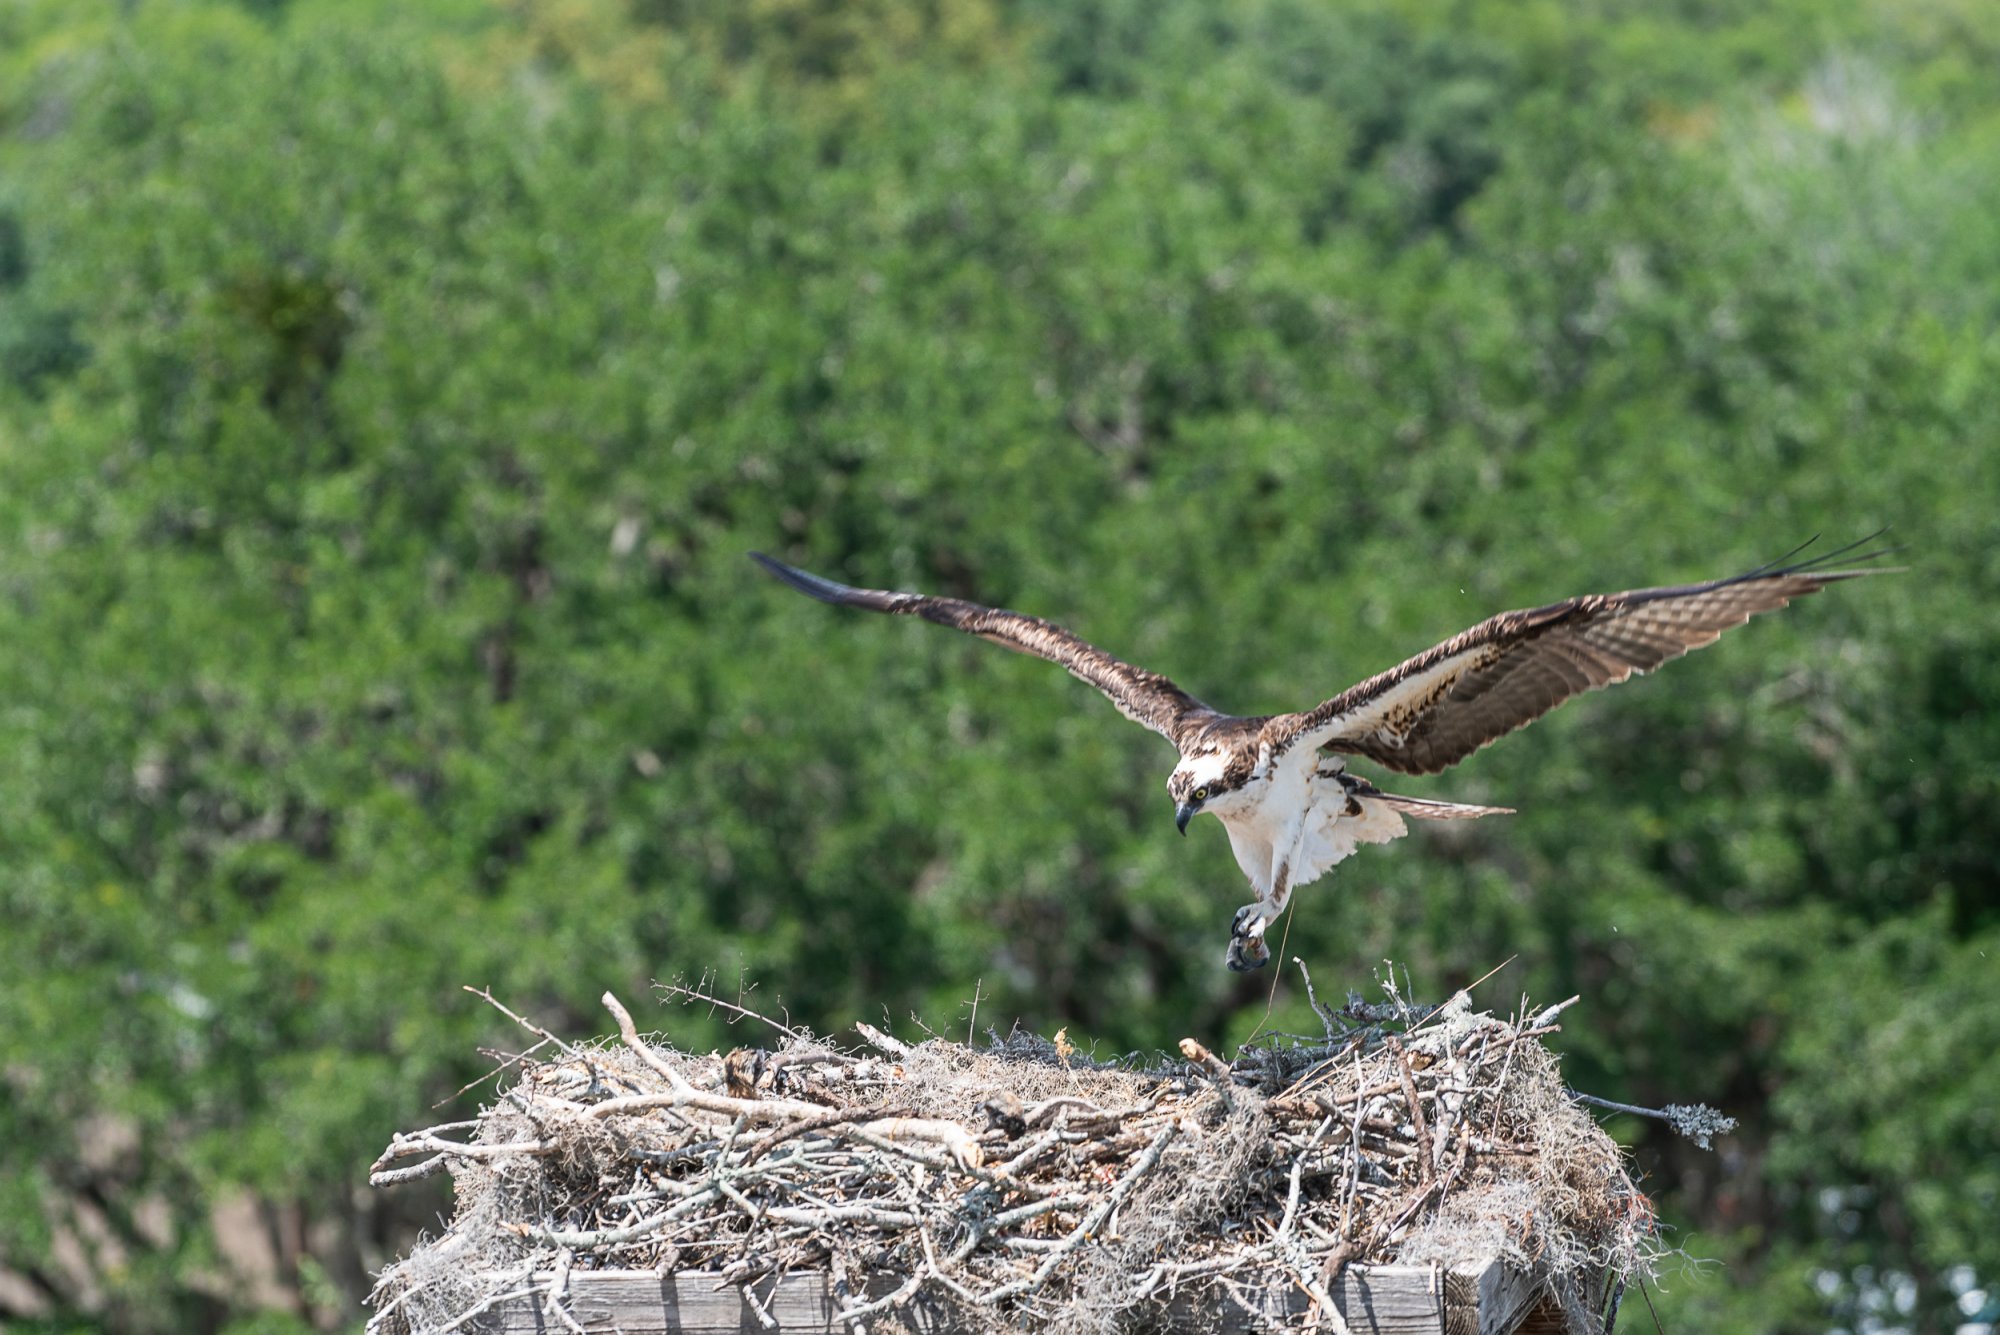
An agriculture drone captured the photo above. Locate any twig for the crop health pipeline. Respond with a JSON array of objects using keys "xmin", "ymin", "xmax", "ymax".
[
  {"xmin": 1177, "ymin": 1037, "xmax": 1238, "ymax": 1112},
  {"xmin": 1569, "ymin": 1092, "xmax": 1737, "ymax": 1148},
  {"xmin": 1530, "ymin": 995, "xmax": 1583, "ymax": 1027},
  {"xmin": 434, "ymin": 1038, "xmax": 555, "ymax": 1111},
  {"xmin": 853, "ymin": 1021, "xmax": 912, "ymax": 1057},
  {"xmin": 1391, "ymin": 1040, "xmax": 1434, "ymax": 1192},
  {"xmin": 368, "ymin": 1130, "xmax": 550, "ymax": 1185},
  {"xmin": 743, "ymin": 1102, "xmax": 905, "ymax": 1162},
  {"xmin": 601, "ymin": 991, "xmax": 695, "ymax": 1090},
  {"xmin": 659, "ymin": 979, "xmax": 806, "ymax": 1044},
  {"xmin": 832, "ymin": 1271, "xmax": 924, "ymax": 1328},
  {"xmin": 1025, "ymin": 1094, "xmax": 1100, "ymax": 1124},
  {"xmin": 422, "ymin": 1264, "xmax": 539, "ymax": 1335},
  {"xmin": 738, "ymin": 1273, "xmax": 781, "ymax": 1332},
  {"xmin": 764, "ymin": 1203, "xmax": 927, "ymax": 1229},
  {"xmin": 465, "ymin": 987, "xmax": 585, "ymax": 1059},
  {"xmin": 978, "ymin": 1120, "xmax": 1181, "ymax": 1305},
  {"xmin": 541, "ymin": 1249, "xmax": 587, "ymax": 1335},
  {"xmin": 522, "ymin": 1186, "xmax": 722, "ymax": 1248},
  {"xmin": 920, "ymin": 1224, "xmax": 980, "ymax": 1304},
  {"xmin": 1281, "ymin": 1237, "xmax": 1351, "ymax": 1335},
  {"xmin": 1295, "ymin": 957, "xmax": 1347, "ymax": 1043},
  {"xmin": 965, "ymin": 978, "xmax": 984, "ymax": 1047},
  {"xmin": 1276, "ymin": 1117, "xmax": 1334, "ymax": 1243},
  {"xmin": 586, "ymin": 1087, "xmax": 826, "ymax": 1124},
  {"xmin": 854, "ymin": 1117, "xmax": 983, "ymax": 1170}
]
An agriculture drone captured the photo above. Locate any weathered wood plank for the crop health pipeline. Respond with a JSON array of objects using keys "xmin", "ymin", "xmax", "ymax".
[
  {"xmin": 491, "ymin": 1271, "xmax": 952, "ymax": 1334},
  {"xmin": 1462, "ymin": 1257, "xmax": 1543, "ymax": 1335},
  {"xmin": 482, "ymin": 1264, "xmax": 1564, "ymax": 1334}
]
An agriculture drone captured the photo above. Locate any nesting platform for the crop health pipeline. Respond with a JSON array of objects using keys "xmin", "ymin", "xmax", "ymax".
[
  {"xmin": 366, "ymin": 982, "xmax": 1652, "ymax": 1334},
  {"xmin": 464, "ymin": 1257, "xmax": 1574, "ymax": 1333}
]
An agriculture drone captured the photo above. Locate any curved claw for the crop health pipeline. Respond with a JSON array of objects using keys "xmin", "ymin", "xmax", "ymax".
[
  {"xmin": 1226, "ymin": 935, "xmax": 1272, "ymax": 972},
  {"xmin": 1230, "ymin": 903, "xmax": 1263, "ymax": 938}
]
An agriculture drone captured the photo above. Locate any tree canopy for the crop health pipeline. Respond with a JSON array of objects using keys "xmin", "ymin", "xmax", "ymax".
[{"xmin": 1, "ymin": 1, "xmax": 1995, "ymax": 1331}]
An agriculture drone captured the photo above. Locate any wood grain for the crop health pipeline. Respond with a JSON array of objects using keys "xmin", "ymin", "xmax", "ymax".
[{"xmin": 489, "ymin": 1264, "xmax": 1568, "ymax": 1334}]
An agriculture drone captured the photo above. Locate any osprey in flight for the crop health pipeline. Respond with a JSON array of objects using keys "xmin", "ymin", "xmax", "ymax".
[{"xmin": 751, "ymin": 540, "xmax": 1889, "ymax": 970}]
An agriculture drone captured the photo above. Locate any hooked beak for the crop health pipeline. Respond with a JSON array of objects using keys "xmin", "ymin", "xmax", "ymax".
[{"xmin": 1175, "ymin": 802, "xmax": 1197, "ymax": 836}]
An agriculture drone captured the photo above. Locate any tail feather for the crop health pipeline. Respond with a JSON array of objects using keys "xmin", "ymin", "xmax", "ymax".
[{"xmin": 1357, "ymin": 783, "xmax": 1513, "ymax": 821}]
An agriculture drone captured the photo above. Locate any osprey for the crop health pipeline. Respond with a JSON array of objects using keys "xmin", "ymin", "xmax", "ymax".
[{"xmin": 751, "ymin": 540, "xmax": 1890, "ymax": 970}]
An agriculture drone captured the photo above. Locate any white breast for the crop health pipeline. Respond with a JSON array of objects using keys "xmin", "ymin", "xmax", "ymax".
[
  {"xmin": 1214, "ymin": 765, "xmax": 1416, "ymax": 896},
  {"xmin": 1289, "ymin": 791, "xmax": 1411, "ymax": 890},
  {"xmin": 1210, "ymin": 759, "xmax": 1314, "ymax": 895}
]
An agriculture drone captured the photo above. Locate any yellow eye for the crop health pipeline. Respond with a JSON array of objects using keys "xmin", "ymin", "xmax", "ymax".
[{"xmin": 1193, "ymin": 787, "xmax": 1210, "ymax": 801}]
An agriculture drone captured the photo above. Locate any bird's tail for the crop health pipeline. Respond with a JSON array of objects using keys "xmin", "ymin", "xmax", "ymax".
[{"xmin": 1364, "ymin": 789, "xmax": 1514, "ymax": 821}]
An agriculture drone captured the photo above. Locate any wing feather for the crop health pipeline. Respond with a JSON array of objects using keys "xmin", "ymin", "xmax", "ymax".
[
  {"xmin": 1268, "ymin": 539, "xmax": 1896, "ymax": 775},
  {"xmin": 750, "ymin": 553, "xmax": 1220, "ymax": 748}
]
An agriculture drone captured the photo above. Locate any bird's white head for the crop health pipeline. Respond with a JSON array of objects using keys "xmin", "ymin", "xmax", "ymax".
[{"xmin": 1167, "ymin": 750, "xmax": 1249, "ymax": 836}]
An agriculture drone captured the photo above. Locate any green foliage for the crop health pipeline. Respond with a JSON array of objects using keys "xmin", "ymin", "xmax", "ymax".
[{"xmin": 1, "ymin": 1, "xmax": 1995, "ymax": 1331}]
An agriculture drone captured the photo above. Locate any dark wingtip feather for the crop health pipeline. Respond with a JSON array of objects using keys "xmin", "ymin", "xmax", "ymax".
[
  {"xmin": 747, "ymin": 551, "xmax": 863, "ymax": 606},
  {"xmin": 1759, "ymin": 528, "xmax": 1905, "ymax": 580}
]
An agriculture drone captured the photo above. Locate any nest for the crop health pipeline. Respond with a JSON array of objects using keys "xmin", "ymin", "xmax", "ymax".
[{"xmin": 366, "ymin": 976, "xmax": 1660, "ymax": 1334}]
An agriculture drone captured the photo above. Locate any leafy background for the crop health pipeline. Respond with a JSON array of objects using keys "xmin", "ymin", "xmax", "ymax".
[{"xmin": 0, "ymin": 1, "xmax": 1995, "ymax": 1331}]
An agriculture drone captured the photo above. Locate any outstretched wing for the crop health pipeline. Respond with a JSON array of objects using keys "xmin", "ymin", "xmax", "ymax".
[
  {"xmin": 1269, "ymin": 537, "xmax": 1897, "ymax": 776},
  {"xmin": 751, "ymin": 553, "xmax": 1222, "ymax": 749}
]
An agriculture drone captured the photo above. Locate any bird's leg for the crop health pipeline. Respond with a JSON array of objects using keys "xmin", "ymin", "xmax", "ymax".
[{"xmin": 1225, "ymin": 860, "xmax": 1290, "ymax": 972}]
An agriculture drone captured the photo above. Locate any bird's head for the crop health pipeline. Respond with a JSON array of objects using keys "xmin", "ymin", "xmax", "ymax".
[{"xmin": 1167, "ymin": 752, "xmax": 1241, "ymax": 835}]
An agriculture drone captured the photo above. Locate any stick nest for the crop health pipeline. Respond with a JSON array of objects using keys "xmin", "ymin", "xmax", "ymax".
[{"xmin": 367, "ymin": 978, "xmax": 1657, "ymax": 1334}]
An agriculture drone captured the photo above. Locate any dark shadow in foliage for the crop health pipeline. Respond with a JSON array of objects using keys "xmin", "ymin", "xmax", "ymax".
[
  {"xmin": 217, "ymin": 262, "xmax": 352, "ymax": 420},
  {"xmin": 0, "ymin": 206, "xmax": 89, "ymax": 397}
]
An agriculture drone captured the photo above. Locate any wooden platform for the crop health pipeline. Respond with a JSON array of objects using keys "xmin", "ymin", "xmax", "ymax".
[{"xmin": 490, "ymin": 1261, "xmax": 1577, "ymax": 1334}]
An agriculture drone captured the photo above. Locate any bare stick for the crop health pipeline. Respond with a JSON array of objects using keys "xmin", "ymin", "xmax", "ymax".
[
  {"xmin": 858, "ymin": 1118, "xmax": 983, "ymax": 1171},
  {"xmin": 1293, "ymin": 957, "xmax": 1350, "ymax": 1044},
  {"xmin": 979, "ymin": 1120, "xmax": 1181, "ymax": 1305},
  {"xmin": 738, "ymin": 1273, "xmax": 781, "ymax": 1332},
  {"xmin": 762, "ymin": 1203, "xmax": 927, "ymax": 1230},
  {"xmin": 370, "ymin": 1131, "xmax": 550, "ymax": 1180},
  {"xmin": 523, "ymin": 1185, "xmax": 722, "ymax": 1249},
  {"xmin": 434, "ymin": 1038, "xmax": 555, "ymax": 1111},
  {"xmin": 602, "ymin": 991, "xmax": 695, "ymax": 1090},
  {"xmin": 659, "ymin": 979, "xmax": 806, "ymax": 1044},
  {"xmin": 1177, "ymin": 1037, "xmax": 1237, "ymax": 1112},
  {"xmin": 587, "ymin": 1087, "xmax": 824, "ymax": 1123},
  {"xmin": 1530, "ymin": 995, "xmax": 1583, "ymax": 1027},
  {"xmin": 540, "ymin": 1249, "xmax": 587, "ymax": 1335},
  {"xmin": 1390, "ymin": 1041, "xmax": 1434, "ymax": 1192},
  {"xmin": 920, "ymin": 1224, "xmax": 980, "ymax": 1304},
  {"xmin": 853, "ymin": 1021, "xmax": 912, "ymax": 1057},
  {"xmin": 1277, "ymin": 1117, "xmax": 1335, "ymax": 1245},
  {"xmin": 464, "ymin": 986, "xmax": 584, "ymax": 1059},
  {"xmin": 743, "ymin": 1102, "xmax": 906, "ymax": 1162},
  {"xmin": 1024, "ymin": 1094, "xmax": 1113, "ymax": 1126},
  {"xmin": 1570, "ymin": 1092, "xmax": 1737, "ymax": 1148},
  {"xmin": 1280, "ymin": 1237, "xmax": 1351, "ymax": 1335},
  {"xmin": 833, "ymin": 1270, "xmax": 924, "ymax": 1328},
  {"xmin": 420, "ymin": 1263, "xmax": 539, "ymax": 1335}
]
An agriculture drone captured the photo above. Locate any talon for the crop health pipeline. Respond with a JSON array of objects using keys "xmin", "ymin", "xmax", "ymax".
[
  {"xmin": 1225, "ymin": 936, "xmax": 1272, "ymax": 972},
  {"xmin": 1230, "ymin": 904, "xmax": 1261, "ymax": 938}
]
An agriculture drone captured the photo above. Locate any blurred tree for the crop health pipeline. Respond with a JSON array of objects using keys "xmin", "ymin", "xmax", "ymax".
[{"xmin": 0, "ymin": 1, "xmax": 1994, "ymax": 1331}]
